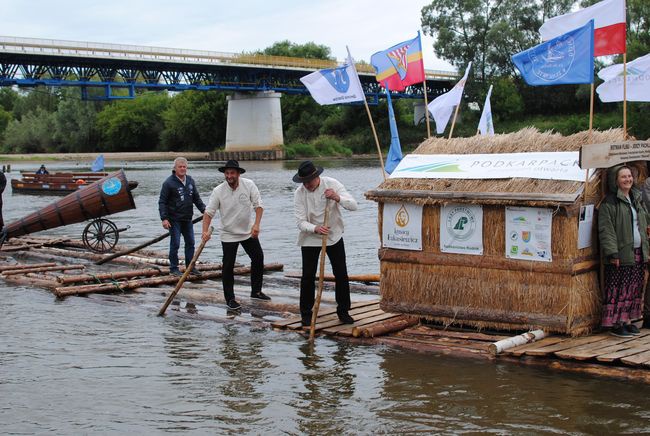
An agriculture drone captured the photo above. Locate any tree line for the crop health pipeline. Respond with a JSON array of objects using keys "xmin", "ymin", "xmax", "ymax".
[{"xmin": 0, "ymin": 0, "xmax": 648, "ymax": 156}]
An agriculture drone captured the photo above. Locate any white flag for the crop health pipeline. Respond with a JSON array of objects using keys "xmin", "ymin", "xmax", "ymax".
[
  {"xmin": 598, "ymin": 53, "xmax": 650, "ymax": 81},
  {"xmin": 597, "ymin": 71, "xmax": 650, "ymax": 102},
  {"xmin": 427, "ymin": 62, "xmax": 472, "ymax": 134},
  {"xmin": 300, "ymin": 52, "xmax": 365, "ymax": 106},
  {"xmin": 478, "ymin": 85, "xmax": 494, "ymax": 136}
]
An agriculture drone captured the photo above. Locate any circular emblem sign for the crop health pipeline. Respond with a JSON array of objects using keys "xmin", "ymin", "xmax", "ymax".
[
  {"xmin": 102, "ymin": 178, "xmax": 122, "ymax": 196},
  {"xmin": 445, "ymin": 206, "xmax": 476, "ymax": 241},
  {"xmin": 395, "ymin": 205, "xmax": 409, "ymax": 228},
  {"xmin": 530, "ymin": 37, "xmax": 576, "ymax": 82}
]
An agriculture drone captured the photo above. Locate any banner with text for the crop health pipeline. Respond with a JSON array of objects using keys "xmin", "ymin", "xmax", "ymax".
[
  {"xmin": 382, "ymin": 203, "xmax": 423, "ymax": 251},
  {"xmin": 579, "ymin": 141, "xmax": 650, "ymax": 169},
  {"xmin": 440, "ymin": 204, "xmax": 483, "ymax": 255},
  {"xmin": 390, "ymin": 152, "xmax": 587, "ymax": 181},
  {"xmin": 505, "ymin": 207, "xmax": 553, "ymax": 262}
]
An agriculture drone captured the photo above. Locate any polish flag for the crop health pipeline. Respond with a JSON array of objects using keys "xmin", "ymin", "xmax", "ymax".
[{"xmin": 539, "ymin": 0, "xmax": 626, "ymax": 57}]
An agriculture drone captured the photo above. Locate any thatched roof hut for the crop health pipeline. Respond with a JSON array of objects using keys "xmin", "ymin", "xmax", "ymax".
[{"xmin": 366, "ymin": 128, "xmax": 632, "ymax": 336}]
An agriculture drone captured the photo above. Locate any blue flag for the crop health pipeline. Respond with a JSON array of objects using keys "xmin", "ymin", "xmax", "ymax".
[
  {"xmin": 512, "ymin": 20, "xmax": 594, "ymax": 86},
  {"xmin": 384, "ymin": 89, "xmax": 402, "ymax": 174},
  {"xmin": 91, "ymin": 154, "xmax": 105, "ymax": 172}
]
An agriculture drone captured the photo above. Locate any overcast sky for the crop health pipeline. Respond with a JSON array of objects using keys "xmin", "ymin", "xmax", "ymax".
[{"xmin": 0, "ymin": 0, "xmax": 454, "ymax": 71}]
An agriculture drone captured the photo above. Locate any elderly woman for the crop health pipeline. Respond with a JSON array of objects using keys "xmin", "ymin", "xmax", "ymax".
[{"xmin": 599, "ymin": 164, "xmax": 650, "ymax": 337}]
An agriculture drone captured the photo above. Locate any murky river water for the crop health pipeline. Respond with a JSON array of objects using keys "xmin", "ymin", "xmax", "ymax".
[{"xmin": 2, "ymin": 159, "xmax": 650, "ymax": 434}]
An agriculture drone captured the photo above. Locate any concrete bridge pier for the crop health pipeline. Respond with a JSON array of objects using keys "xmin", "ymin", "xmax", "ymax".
[
  {"xmin": 225, "ymin": 91, "xmax": 284, "ymax": 155},
  {"xmin": 413, "ymin": 100, "xmax": 428, "ymax": 126}
]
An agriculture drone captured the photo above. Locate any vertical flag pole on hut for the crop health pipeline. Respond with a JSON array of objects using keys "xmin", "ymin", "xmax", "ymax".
[{"xmin": 300, "ymin": 48, "xmax": 386, "ymax": 180}]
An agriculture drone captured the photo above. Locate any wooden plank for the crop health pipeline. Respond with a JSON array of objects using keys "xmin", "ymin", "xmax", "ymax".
[
  {"xmin": 365, "ymin": 188, "xmax": 580, "ymax": 204},
  {"xmin": 517, "ymin": 335, "xmax": 609, "ymax": 357},
  {"xmin": 503, "ymin": 337, "xmax": 564, "ymax": 356},
  {"xmin": 555, "ymin": 333, "xmax": 650, "ymax": 360},
  {"xmin": 312, "ymin": 308, "xmax": 386, "ymax": 331},
  {"xmin": 596, "ymin": 335, "xmax": 650, "ymax": 362},
  {"xmin": 406, "ymin": 326, "xmax": 511, "ymax": 342},
  {"xmin": 325, "ymin": 312, "xmax": 401, "ymax": 336},
  {"xmin": 621, "ymin": 349, "xmax": 650, "ymax": 366},
  {"xmin": 270, "ymin": 299, "xmax": 379, "ymax": 328}
]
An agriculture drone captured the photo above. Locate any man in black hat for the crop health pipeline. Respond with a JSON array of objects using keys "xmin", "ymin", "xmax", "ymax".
[
  {"xmin": 293, "ymin": 160, "xmax": 358, "ymax": 325},
  {"xmin": 159, "ymin": 157, "xmax": 206, "ymax": 276},
  {"xmin": 202, "ymin": 159, "xmax": 268, "ymax": 310}
]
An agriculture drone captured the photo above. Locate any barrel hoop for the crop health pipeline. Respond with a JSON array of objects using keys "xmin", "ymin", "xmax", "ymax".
[
  {"xmin": 76, "ymin": 191, "xmax": 93, "ymax": 220},
  {"xmin": 19, "ymin": 217, "xmax": 30, "ymax": 236},
  {"xmin": 54, "ymin": 203, "xmax": 66, "ymax": 226},
  {"xmin": 36, "ymin": 210, "xmax": 47, "ymax": 231},
  {"xmin": 99, "ymin": 189, "xmax": 111, "ymax": 215}
]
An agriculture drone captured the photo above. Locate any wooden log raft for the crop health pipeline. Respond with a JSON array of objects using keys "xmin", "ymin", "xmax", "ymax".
[
  {"xmin": 352, "ymin": 316, "xmax": 419, "ymax": 338},
  {"xmin": 2, "ymin": 264, "xmax": 85, "ymax": 276},
  {"xmin": 55, "ymin": 263, "xmax": 225, "ymax": 285},
  {"xmin": 0, "ymin": 262, "xmax": 56, "ymax": 272},
  {"xmin": 54, "ymin": 263, "xmax": 284, "ymax": 297}
]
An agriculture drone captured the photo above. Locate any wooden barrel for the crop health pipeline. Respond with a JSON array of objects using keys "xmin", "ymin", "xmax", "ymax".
[{"xmin": 4, "ymin": 170, "xmax": 137, "ymax": 239}]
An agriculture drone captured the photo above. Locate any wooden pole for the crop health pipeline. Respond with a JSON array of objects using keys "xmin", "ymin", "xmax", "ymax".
[
  {"xmin": 582, "ymin": 82, "xmax": 596, "ymax": 203},
  {"xmin": 623, "ymin": 52, "xmax": 627, "ymax": 139},
  {"xmin": 422, "ymin": 82, "xmax": 431, "ymax": 138},
  {"xmin": 363, "ymin": 99, "xmax": 387, "ymax": 181},
  {"xmin": 448, "ymin": 103, "xmax": 461, "ymax": 139},
  {"xmin": 158, "ymin": 227, "xmax": 212, "ymax": 316},
  {"xmin": 309, "ymin": 200, "xmax": 330, "ymax": 341},
  {"xmin": 96, "ymin": 215, "xmax": 203, "ymax": 265}
]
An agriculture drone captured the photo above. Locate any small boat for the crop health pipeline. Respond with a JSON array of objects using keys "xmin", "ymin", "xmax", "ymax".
[{"xmin": 11, "ymin": 171, "xmax": 110, "ymax": 195}]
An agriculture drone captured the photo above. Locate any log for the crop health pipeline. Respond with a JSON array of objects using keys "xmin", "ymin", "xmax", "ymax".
[
  {"xmin": 29, "ymin": 246, "xmax": 159, "ymax": 267},
  {"xmin": 284, "ymin": 272, "xmax": 380, "ymax": 283},
  {"xmin": 54, "ymin": 263, "xmax": 283, "ymax": 297},
  {"xmin": 380, "ymin": 302, "xmax": 592, "ymax": 332},
  {"xmin": 488, "ymin": 330, "xmax": 546, "ymax": 355},
  {"xmin": 55, "ymin": 263, "xmax": 224, "ymax": 285},
  {"xmin": 379, "ymin": 249, "xmax": 599, "ymax": 276},
  {"xmin": 2, "ymin": 264, "xmax": 85, "ymax": 276},
  {"xmin": 97, "ymin": 215, "xmax": 203, "ymax": 265},
  {"xmin": 0, "ymin": 262, "xmax": 56, "ymax": 272},
  {"xmin": 354, "ymin": 316, "xmax": 419, "ymax": 338}
]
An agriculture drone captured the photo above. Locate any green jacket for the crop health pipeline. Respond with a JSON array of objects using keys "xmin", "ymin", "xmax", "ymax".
[{"xmin": 598, "ymin": 166, "xmax": 650, "ymax": 265}]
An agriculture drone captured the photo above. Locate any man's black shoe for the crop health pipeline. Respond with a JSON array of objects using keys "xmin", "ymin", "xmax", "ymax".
[
  {"xmin": 625, "ymin": 324, "xmax": 641, "ymax": 336},
  {"xmin": 338, "ymin": 312, "xmax": 355, "ymax": 324},
  {"xmin": 301, "ymin": 318, "xmax": 311, "ymax": 327},
  {"xmin": 251, "ymin": 291, "xmax": 271, "ymax": 301},
  {"xmin": 226, "ymin": 299, "xmax": 241, "ymax": 310},
  {"xmin": 170, "ymin": 269, "xmax": 182, "ymax": 277},
  {"xmin": 188, "ymin": 269, "xmax": 203, "ymax": 277}
]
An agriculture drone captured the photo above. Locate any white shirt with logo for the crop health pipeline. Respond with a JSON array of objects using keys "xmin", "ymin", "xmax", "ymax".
[
  {"xmin": 294, "ymin": 176, "xmax": 357, "ymax": 247},
  {"xmin": 205, "ymin": 178, "xmax": 263, "ymax": 243}
]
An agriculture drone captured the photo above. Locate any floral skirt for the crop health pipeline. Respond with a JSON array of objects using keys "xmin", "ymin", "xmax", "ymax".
[{"xmin": 601, "ymin": 248, "xmax": 644, "ymax": 327}]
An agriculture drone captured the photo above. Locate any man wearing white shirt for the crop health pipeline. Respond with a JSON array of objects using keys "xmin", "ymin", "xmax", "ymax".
[
  {"xmin": 202, "ymin": 160, "xmax": 268, "ymax": 310},
  {"xmin": 293, "ymin": 160, "xmax": 358, "ymax": 326}
]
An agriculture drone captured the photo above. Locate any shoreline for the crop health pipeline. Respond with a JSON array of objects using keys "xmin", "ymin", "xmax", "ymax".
[{"xmin": 0, "ymin": 151, "xmax": 211, "ymax": 162}]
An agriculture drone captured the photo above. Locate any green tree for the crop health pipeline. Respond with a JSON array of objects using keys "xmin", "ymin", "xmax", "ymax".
[
  {"xmin": 3, "ymin": 107, "xmax": 57, "ymax": 153},
  {"xmin": 12, "ymin": 87, "xmax": 61, "ymax": 120},
  {"xmin": 258, "ymin": 40, "xmax": 333, "ymax": 60},
  {"xmin": 160, "ymin": 90, "xmax": 228, "ymax": 151},
  {"xmin": 96, "ymin": 92, "xmax": 169, "ymax": 151},
  {"xmin": 53, "ymin": 95, "xmax": 102, "ymax": 153},
  {"xmin": 0, "ymin": 88, "xmax": 18, "ymax": 112}
]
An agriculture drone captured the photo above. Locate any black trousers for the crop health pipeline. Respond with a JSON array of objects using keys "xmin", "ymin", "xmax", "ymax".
[
  {"xmin": 300, "ymin": 238, "xmax": 351, "ymax": 319},
  {"xmin": 221, "ymin": 237, "xmax": 264, "ymax": 302}
]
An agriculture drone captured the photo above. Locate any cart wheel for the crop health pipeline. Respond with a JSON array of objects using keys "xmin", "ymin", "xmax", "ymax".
[{"xmin": 82, "ymin": 218, "xmax": 119, "ymax": 253}]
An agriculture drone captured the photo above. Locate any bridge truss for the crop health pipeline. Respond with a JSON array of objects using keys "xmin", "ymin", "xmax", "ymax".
[{"xmin": 0, "ymin": 36, "xmax": 455, "ymax": 103}]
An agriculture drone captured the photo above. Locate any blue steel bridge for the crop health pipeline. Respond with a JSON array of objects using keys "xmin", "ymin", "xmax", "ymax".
[{"xmin": 0, "ymin": 36, "xmax": 456, "ymax": 102}]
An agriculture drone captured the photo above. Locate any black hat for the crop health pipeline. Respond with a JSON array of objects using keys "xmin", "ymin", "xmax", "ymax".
[
  {"xmin": 292, "ymin": 160, "xmax": 323, "ymax": 183},
  {"xmin": 218, "ymin": 159, "xmax": 246, "ymax": 174}
]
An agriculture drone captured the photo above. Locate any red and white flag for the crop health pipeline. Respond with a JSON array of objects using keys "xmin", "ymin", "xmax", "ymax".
[{"xmin": 539, "ymin": 0, "xmax": 626, "ymax": 57}]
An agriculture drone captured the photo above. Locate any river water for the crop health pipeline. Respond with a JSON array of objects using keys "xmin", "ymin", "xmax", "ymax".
[{"xmin": 2, "ymin": 159, "xmax": 650, "ymax": 434}]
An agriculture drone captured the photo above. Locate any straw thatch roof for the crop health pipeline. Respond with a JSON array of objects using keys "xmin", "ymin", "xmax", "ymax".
[{"xmin": 366, "ymin": 128, "xmax": 627, "ymax": 207}]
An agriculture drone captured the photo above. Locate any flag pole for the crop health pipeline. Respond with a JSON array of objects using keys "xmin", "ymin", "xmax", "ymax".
[
  {"xmin": 589, "ymin": 83, "xmax": 595, "ymax": 140},
  {"xmin": 347, "ymin": 46, "xmax": 386, "ymax": 180},
  {"xmin": 448, "ymin": 103, "xmax": 461, "ymax": 139},
  {"xmin": 418, "ymin": 32, "xmax": 431, "ymax": 138},
  {"xmin": 363, "ymin": 98, "xmax": 387, "ymax": 181},
  {"xmin": 623, "ymin": 52, "xmax": 627, "ymax": 139}
]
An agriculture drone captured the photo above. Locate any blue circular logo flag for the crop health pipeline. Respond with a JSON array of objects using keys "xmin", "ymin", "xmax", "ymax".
[{"xmin": 102, "ymin": 178, "xmax": 122, "ymax": 196}]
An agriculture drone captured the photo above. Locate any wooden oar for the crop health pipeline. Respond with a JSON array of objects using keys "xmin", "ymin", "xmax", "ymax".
[
  {"xmin": 158, "ymin": 227, "xmax": 212, "ymax": 316},
  {"xmin": 96, "ymin": 215, "xmax": 203, "ymax": 265},
  {"xmin": 309, "ymin": 200, "xmax": 330, "ymax": 341}
]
